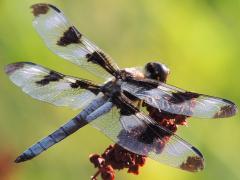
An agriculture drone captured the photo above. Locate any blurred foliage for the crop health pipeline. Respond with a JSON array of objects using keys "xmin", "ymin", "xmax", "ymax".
[{"xmin": 0, "ymin": 0, "xmax": 239, "ymax": 179}]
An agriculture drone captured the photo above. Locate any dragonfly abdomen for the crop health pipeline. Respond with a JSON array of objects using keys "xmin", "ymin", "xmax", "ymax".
[
  {"xmin": 15, "ymin": 115, "xmax": 87, "ymax": 163},
  {"xmin": 15, "ymin": 96, "xmax": 108, "ymax": 163}
]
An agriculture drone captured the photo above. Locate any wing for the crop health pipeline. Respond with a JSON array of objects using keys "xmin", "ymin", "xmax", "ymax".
[
  {"xmin": 5, "ymin": 62, "xmax": 101, "ymax": 109},
  {"xmin": 121, "ymin": 80, "xmax": 238, "ymax": 119},
  {"xmin": 90, "ymin": 107, "xmax": 204, "ymax": 172},
  {"xmin": 31, "ymin": 3, "xmax": 120, "ymax": 79}
]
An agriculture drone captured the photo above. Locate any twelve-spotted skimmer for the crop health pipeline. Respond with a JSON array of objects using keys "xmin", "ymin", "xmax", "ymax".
[{"xmin": 5, "ymin": 3, "xmax": 237, "ymax": 172}]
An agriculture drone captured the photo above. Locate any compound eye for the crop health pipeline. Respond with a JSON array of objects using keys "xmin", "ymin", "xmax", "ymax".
[{"xmin": 144, "ymin": 62, "xmax": 170, "ymax": 82}]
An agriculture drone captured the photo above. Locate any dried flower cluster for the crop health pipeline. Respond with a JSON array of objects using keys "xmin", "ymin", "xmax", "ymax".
[{"xmin": 89, "ymin": 144, "xmax": 146, "ymax": 180}]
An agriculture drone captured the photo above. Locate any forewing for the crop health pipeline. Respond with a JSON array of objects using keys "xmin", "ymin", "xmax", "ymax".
[
  {"xmin": 121, "ymin": 80, "xmax": 237, "ymax": 118},
  {"xmin": 91, "ymin": 107, "xmax": 204, "ymax": 172},
  {"xmin": 5, "ymin": 62, "xmax": 100, "ymax": 109},
  {"xmin": 31, "ymin": 3, "xmax": 119, "ymax": 79}
]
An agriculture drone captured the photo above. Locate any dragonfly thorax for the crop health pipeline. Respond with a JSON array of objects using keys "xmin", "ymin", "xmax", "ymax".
[{"xmin": 101, "ymin": 79, "xmax": 122, "ymax": 98}]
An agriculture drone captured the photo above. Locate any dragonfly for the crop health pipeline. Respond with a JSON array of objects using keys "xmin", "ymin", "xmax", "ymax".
[{"xmin": 5, "ymin": 3, "xmax": 237, "ymax": 172}]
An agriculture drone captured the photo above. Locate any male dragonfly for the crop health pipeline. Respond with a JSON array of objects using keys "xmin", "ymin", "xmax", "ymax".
[{"xmin": 5, "ymin": 3, "xmax": 237, "ymax": 172}]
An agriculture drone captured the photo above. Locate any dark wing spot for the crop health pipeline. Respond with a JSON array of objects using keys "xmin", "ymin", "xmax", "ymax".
[
  {"xmin": 70, "ymin": 80, "xmax": 100, "ymax": 94},
  {"xmin": 169, "ymin": 92, "xmax": 200, "ymax": 104},
  {"xmin": 31, "ymin": 3, "xmax": 50, "ymax": 17},
  {"xmin": 214, "ymin": 104, "xmax": 238, "ymax": 118},
  {"xmin": 36, "ymin": 71, "xmax": 63, "ymax": 86},
  {"xmin": 5, "ymin": 62, "xmax": 36, "ymax": 75},
  {"xmin": 48, "ymin": 4, "xmax": 61, "ymax": 13},
  {"xmin": 5, "ymin": 63, "xmax": 24, "ymax": 75},
  {"xmin": 86, "ymin": 51, "xmax": 120, "ymax": 76},
  {"xmin": 86, "ymin": 51, "xmax": 108, "ymax": 66},
  {"xmin": 137, "ymin": 124, "xmax": 171, "ymax": 145},
  {"xmin": 180, "ymin": 156, "xmax": 204, "ymax": 172},
  {"xmin": 119, "ymin": 106, "xmax": 171, "ymax": 145},
  {"xmin": 117, "ymin": 121, "xmax": 170, "ymax": 154},
  {"xmin": 57, "ymin": 26, "xmax": 82, "ymax": 46},
  {"xmin": 70, "ymin": 81, "xmax": 81, "ymax": 89},
  {"xmin": 70, "ymin": 80, "xmax": 89, "ymax": 89}
]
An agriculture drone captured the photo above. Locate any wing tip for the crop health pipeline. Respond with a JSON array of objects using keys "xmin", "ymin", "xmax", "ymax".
[
  {"xmin": 5, "ymin": 62, "xmax": 24, "ymax": 75},
  {"xmin": 31, "ymin": 3, "xmax": 49, "ymax": 17},
  {"xmin": 232, "ymin": 104, "xmax": 238, "ymax": 116},
  {"xmin": 31, "ymin": 3, "xmax": 61, "ymax": 17},
  {"xmin": 214, "ymin": 101, "xmax": 238, "ymax": 118},
  {"xmin": 4, "ymin": 62, "xmax": 36, "ymax": 75},
  {"xmin": 180, "ymin": 155, "xmax": 205, "ymax": 172},
  {"xmin": 178, "ymin": 146, "xmax": 205, "ymax": 172},
  {"xmin": 179, "ymin": 146, "xmax": 204, "ymax": 172}
]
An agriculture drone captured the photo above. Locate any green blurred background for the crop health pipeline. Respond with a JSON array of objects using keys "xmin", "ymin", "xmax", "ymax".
[{"xmin": 0, "ymin": 0, "xmax": 239, "ymax": 179}]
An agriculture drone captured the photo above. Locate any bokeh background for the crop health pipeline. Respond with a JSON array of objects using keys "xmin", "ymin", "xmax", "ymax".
[{"xmin": 0, "ymin": 0, "xmax": 239, "ymax": 179}]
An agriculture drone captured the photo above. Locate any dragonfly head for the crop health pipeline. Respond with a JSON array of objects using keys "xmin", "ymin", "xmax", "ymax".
[{"xmin": 144, "ymin": 62, "xmax": 170, "ymax": 83}]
